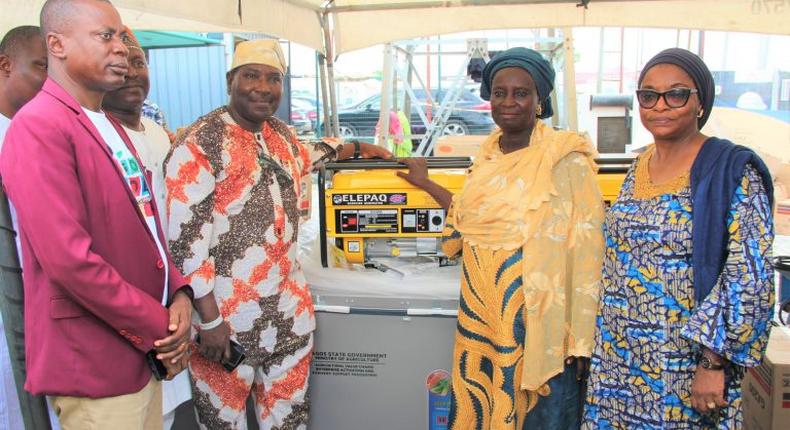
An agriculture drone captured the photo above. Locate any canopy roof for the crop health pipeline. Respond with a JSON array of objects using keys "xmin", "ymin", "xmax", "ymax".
[{"xmin": 2, "ymin": 0, "xmax": 788, "ymax": 54}]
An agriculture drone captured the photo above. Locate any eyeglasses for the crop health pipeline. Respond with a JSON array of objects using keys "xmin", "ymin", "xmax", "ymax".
[{"xmin": 635, "ymin": 88, "xmax": 698, "ymax": 109}]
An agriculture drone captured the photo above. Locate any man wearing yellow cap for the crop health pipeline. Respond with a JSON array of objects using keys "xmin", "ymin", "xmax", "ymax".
[{"xmin": 165, "ymin": 39, "xmax": 391, "ymax": 429}]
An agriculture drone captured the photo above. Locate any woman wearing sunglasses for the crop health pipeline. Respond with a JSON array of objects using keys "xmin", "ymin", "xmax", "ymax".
[{"xmin": 583, "ymin": 48, "xmax": 775, "ymax": 429}]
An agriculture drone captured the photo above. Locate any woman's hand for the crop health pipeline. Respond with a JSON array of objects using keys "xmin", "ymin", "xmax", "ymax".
[
  {"xmin": 198, "ymin": 320, "xmax": 231, "ymax": 363},
  {"xmin": 691, "ymin": 367, "xmax": 727, "ymax": 414},
  {"xmin": 396, "ymin": 157, "xmax": 454, "ymax": 210},
  {"xmin": 564, "ymin": 357, "xmax": 590, "ymax": 381},
  {"xmin": 573, "ymin": 357, "xmax": 590, "ymax": 381},
  {"xmin": 397, "ymin": 158, "xmax": 430, "ymax": 188}
]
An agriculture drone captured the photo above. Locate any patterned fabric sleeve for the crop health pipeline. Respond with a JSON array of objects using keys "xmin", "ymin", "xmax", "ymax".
[
  {"xmin": 165, "ymin": 134, "xmax": 218, "ymax": 300},
  {"xmin": 441, "ymin": 202, "xmax": 463, "ymax": 259},
  {"xmin": 681, "ymin": 164, "xmax": 775, "ymax": 367},
  {"xmin": 298, "ymin": 137, "xmax": 343, "ymax": 176},
  {"xmin": 142, "ymin": 99, "xmax": 168, "ymax": 129},
  {"xmin": 564, "ymin": 153, "xmax": 606, "ymax": 358},
  {"xmin": 292, "ymin": 136, "xmax": 342, "ymax": 220}
]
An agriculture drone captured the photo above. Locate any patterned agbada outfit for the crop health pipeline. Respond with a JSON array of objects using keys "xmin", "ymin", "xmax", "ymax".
[
  {"xmin": 583, "ymin": 145, "xmax": 775, "ymax": 429},
  {"xmin": 166, "ymin": 107, "xmax": 338, "ymax": 429},
  {"xmin": 441, "ymin": 121, "xmax": 605, "ymax": 429}
]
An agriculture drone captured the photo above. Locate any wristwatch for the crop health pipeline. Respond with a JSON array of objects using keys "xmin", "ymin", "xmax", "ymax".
[
  {"xmin": 699, "ymin": 355, "xmax": 724, "ymax": 371},
  {"xmin": 353, "ymin": 141, "xmax": 361, "ymax": 159}
]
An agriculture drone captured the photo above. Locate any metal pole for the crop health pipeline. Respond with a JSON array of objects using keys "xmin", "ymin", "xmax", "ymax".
[
  {"xmin": 0, "ymin": 184, "xmax": 52, "ymax": 430},
  {"xmin": 321, "ymin": 12, "xmax": 340, "ymax": 137},
  {"xmin": 403, "ymin": 45, "xmax": 415, "ymax": 118},
  {"xmin": 327, "ymin": 61, "xmax": 340, "ymax": 138},
  {"xmin": 314, "ymin": 52, "xmax": 322, "ymax": 137},
  {"xmin": 378, "ymin": 44, "xmax": 395, "ymax": 148},
  {"xmin": 437, "ymin": 35, "xmax": 442, "ymax": 94},
  {"xmin": 550, "ymin": 90, "xmax": 560, "ymax": 129},
  {"xmin": 392, "ymin": 49, "xmax": 399, "ymax": 111},
  {"xmin": 562, "ymin": 27, "xmax": 578, "ymax": 132},
  {"xmin": 547, "ymin": 28, "xmax": 560, "ymax": 129},
  {"xmin": 596, "ymin": 27, "xmax": 604, "ymax": 94},
  {"xmin": 618, "ymin": 27, "xmax": 625, "ymax": 93},
  {"xmin": 318, "ymin": 53, "xmax": 332, "ymax": 137},
  {"xmin": 426, "ymin": 41, "xmax": 432, "ymax": 123}
]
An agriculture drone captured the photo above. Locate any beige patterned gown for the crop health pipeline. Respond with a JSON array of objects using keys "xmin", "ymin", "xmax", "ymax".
[{"xmin": 166, "ymin": 107, "xmax": 338, "ymax": 430}]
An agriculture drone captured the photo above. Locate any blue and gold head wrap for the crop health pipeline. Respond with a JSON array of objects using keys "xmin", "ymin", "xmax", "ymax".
[{"xmin": 480, "ymin": 47, "xmax": 555, "ymax": 119}]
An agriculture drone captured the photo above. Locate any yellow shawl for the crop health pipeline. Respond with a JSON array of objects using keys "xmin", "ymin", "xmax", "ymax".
[{"xmin": 454, "ymin": 120, "xmax": 605, "ymax": 391}]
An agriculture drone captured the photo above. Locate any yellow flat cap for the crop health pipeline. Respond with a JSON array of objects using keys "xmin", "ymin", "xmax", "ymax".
[{"xmin": 230, "ymin": 39, "xmax": 286, "ymax": 74}]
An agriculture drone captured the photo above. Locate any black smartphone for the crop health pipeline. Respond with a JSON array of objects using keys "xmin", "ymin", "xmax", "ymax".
[
  {"xmin": 145, "ymin": 350, "xmax": 168, "ymax": 381},
  {"xmin": 222, "ymin": 339, "xmax": 246, "ymax": 372},
  {"xmin": 194, "ymin": 335, "xmax": 246, "ymax": 372}
]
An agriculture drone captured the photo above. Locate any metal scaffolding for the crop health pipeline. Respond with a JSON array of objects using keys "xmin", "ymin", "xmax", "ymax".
[{"xmin": 369, "ymin": 32, "xmax": 575, "ymax": 156}]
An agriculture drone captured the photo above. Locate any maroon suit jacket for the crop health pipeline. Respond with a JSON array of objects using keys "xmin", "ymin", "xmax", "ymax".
[{"xmin": 0, "ymin": 79, "xmax": 187, "ymax": 398}]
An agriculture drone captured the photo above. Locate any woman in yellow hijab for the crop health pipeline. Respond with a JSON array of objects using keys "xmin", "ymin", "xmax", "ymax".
[{"xmin": 399, "ymin": 47, "xmax": 605, "ymax": 430}]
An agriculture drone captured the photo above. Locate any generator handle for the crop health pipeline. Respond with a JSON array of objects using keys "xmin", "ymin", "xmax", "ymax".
[
  {"xmin": 324, "ymin": 156, "xmax": 628, "ymax": 172},
  {"xmin": 597, "ymin": 165, "xmax": 630, "ymax": 174},
  {"xmin": 318, "ymin": 165, "xmax": 329, "ymax": 268},
  {"xmin": 594, "ymin": 157, "xmax": 633, "ymax": 174},
  {"xmin": 324, "ymin": 157, "xmax": 472, "ymax": 171},
  {"xmin": 594, "ymin": 157, "xmax": 634, "ymax": 165}
]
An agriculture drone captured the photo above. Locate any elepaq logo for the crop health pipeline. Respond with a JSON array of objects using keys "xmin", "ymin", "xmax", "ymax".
[
  {"xmin": 332, "ymin": 193, "xmax": 407, "ymax": 205},
  {"xmin": 388, "ymin": 194, "xmax": 407, "ymax": 204}
]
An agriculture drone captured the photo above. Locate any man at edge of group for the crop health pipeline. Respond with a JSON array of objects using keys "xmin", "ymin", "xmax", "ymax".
[
  {"xmin": 0, "ymin": 24, "xmax": 52, "ymax": 430},
  {"xmin": 166, "ymin": 39, "xmax": 391, "ymax": 429},
  {"xmin": 0, "ymin": 1, "xmax": 193, "ymax": 428}
]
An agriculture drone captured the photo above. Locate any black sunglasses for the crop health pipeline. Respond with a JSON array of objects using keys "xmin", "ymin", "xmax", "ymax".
[{"xmin": 636, "ymin": 88, "xmax": 698, "ymax": 109}]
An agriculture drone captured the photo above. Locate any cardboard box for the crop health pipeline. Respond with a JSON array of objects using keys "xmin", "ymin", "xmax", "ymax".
[
  {"xmin": 742, "ymin": 326, "xmax": 790, "ymax": 430},
  {"xmin": 433, "ymin": 135, "xmax": 486, "ymax": 157},
  {"xmin": 777, "ymin": 200, "xmax": 790, "ymax": 237}
]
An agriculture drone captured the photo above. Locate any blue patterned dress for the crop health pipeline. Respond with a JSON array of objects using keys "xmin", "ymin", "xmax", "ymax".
[{"xmin": 583, "ymin": 147, "xmax": 774, "ymax": 429}]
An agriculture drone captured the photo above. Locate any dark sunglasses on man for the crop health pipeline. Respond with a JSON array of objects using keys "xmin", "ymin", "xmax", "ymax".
[{"xmin": 636, "ymin": 87, "xmax": 698, "ymax": 109}]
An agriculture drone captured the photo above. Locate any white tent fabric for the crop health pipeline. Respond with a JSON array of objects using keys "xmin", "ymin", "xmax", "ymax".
[
  {"xmin": 1, "ymin": 0, "xmax": 325, "ymax": 52},
  {"xmin": 2, "ymin": 0, "xmax": 789, "ymax": 54},
  {"xmin": 331, "ymin": 0, "xmax": 790, "ymax": 53}
]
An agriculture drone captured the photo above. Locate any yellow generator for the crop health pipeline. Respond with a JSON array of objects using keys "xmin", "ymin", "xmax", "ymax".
[
  {"xmin": 318, "ymin": 156, "xmax": 632, "ymax": 268},
  {"xmin": 596, "ymin": 154, "xmax": 634, "ymax": 206},
  {"xmin": 319, "ymin": 158, "xmax": 471, "ymax": 267}
]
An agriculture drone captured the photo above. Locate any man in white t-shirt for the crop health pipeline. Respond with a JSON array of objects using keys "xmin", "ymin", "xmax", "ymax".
[
  {"xmin": 102, "ymin": 27, "xmax": 191, "ymax": 430},
  {"xmin": 102, "ymin": 28, "xmax": 171, "ymax": 230}
]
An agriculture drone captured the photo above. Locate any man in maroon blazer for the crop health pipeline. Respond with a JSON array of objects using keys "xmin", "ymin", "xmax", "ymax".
[{"xmin": 0, "ymin": 0, "xmax": 193, "ymax": 428}]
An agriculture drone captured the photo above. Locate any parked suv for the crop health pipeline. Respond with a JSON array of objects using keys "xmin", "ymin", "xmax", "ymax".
[{"xmin": 327, "ymin": 89, "xmax": 495, "ymax": 140}]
